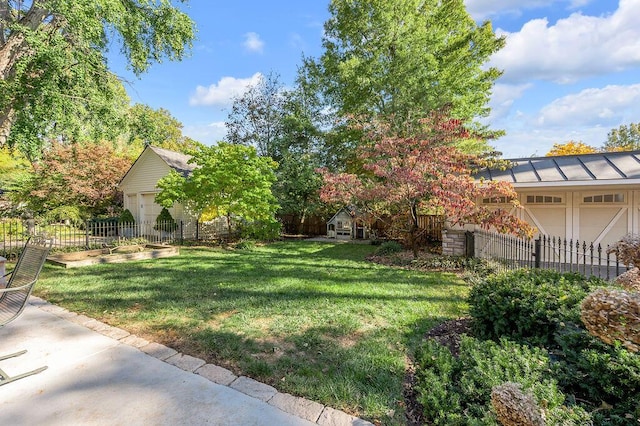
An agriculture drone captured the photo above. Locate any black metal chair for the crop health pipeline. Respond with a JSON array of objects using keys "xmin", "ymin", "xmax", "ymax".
[{"xmin": 0, "ymin": 237, "xmax": 52, "ymax": 386}]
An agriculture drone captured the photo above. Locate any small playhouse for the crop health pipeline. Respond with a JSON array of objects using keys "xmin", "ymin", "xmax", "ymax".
[{"xmin": 326, "ymin": 206, "xmax": 370, "ymax": 240}]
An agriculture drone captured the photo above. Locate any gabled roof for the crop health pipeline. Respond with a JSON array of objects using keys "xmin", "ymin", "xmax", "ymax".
[
  {"xmin": 475, "ymin": 150, "xmax": 640, "ymax": 187},
  {"xmin": 148, "ymin": 146, "xmax": 195, "ymax": 178},
  {"xmin": 118, "ymin": 145, "xmax": 195, "ymax": 187}
]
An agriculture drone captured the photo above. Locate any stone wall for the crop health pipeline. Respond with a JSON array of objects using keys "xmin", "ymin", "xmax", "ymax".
[{"xmin": 442, "ymin": 229, "xmax": 468, "ymax": 256}]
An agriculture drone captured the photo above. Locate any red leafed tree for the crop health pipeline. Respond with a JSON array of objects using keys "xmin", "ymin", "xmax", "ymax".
[
  {"xmin": 17, "ymin": 142, "xmax": 132, "ymax": 219},
  {"xmin": 319, "ymin": 114, "xmax": 533, "ymax": 256}
]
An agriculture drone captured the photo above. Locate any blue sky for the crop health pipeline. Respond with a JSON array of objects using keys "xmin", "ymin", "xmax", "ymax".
[{"xmin": 108, "ymin": 0, "xmax": 640, "ymax": 159}]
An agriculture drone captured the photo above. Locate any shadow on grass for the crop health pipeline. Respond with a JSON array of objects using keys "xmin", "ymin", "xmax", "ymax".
[{"xmin": 35, "ymin": 241, "xmax": 470, "ymax": 424}]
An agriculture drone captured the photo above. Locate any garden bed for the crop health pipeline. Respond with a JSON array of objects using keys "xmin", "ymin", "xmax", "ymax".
[{"xmin": 47, "ymin": 244, "xmax": 179, "ymax": 268}]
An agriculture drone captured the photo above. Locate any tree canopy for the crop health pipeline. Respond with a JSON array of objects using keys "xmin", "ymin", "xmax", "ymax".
[
  {"xmin": 0, "ymin": 0, "xmax": 195, "ymax": 159},
  {"xmin": 127, "ymin": 104, "xmax": 204, "ymax": 156},
  {"xmin": 304, "ymin": 0, "xmax": 504, "ymax": 136},
  {"xmin": 155, "ymin": 143, "xmax": 279, "ymax": 230},
  {"xmin": 225, "ymin": 73, "xmax": 329, "ymax": 232},
  {"xmin": 546, "ymin": 141, "xmax": 597, "ymax": 156},
  {"xmin": 319, "ymin": 112, "xmax": 532, "ymax": 256},
  {"xmin": 12, "ymin": 141, "xmax": 131, "ymax": 220},
  {"xmin": 602, "ymin": 122, "xmax": 640, "ymax": 152}
]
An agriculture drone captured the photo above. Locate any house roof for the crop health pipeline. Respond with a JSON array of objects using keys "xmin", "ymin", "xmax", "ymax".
[
  {"xmin": 118, "ymin": 145, "xmax": 195, "ymax": 188},
  {"xmin": 148, "ymin": 146, "xmax": 195, "ymax": 178},
  {"xmin": 475, "ymin": 150, "xmax": 640, "ymax": 188}
]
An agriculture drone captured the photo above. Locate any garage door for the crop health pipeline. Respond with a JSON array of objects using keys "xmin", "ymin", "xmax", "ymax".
[{"xmin": 578, "ymin": 191, "xmax": 629, "ymax": 248}]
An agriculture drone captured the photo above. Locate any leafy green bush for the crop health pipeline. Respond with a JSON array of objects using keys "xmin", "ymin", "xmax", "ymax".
[
  {"xmin": 408, "ymin": 255, "xmax": 502, "ymax": 276},
  {"xmin": 466, "ymin": 268, "xmax": 640, "ymax": 423},
  {"xmin": 415, "ymin": 336, "xmax": 591, "ymax": 425},
  {"xmin": 43, "ymin": 205, "xmax": 83, "ymax": 226},
  {"xmin": 118, "ymin": 209, "xmax": 135, "ymax": 224},
  {"xmin": 238, "ymin": 218, "xmax": 281, "ymax": 241},
  {"xmin": 468, "ymin": 269, "xmax": 605, "ymax": 347},
  {"xmin": 153, "ymin": 207, "xmax": 178, "ymax": 233},
  {"xmin": 375, "ymin": 240, "xmax": 403, "ymax": 255},
  {"xmin": 553, "ymin": 325, "xmax": 640, "ymax": 423},
  {"xmin": 235, "ymin": 239, "xmax": 256, "ymax": 250},
  {"xmin": 0, "ymin": 219, "xmax": 24, "ymax": 237}
]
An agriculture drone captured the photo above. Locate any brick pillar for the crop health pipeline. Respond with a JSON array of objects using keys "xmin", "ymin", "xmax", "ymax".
[{"xmin": 442, "ymin": 229, "xmax": 468, "ymax": 256}]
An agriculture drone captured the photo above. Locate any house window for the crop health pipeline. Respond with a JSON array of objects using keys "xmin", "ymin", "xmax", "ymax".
[
  {"xmin": 525, "ymin": 195, "xmax": 563, "ymax": 204},
  {"xmin": 482, "ymin": 196, "xmax": 508, "ymax": 204},
  {"xmin": 583, "ymin": 193, "xmax": 625, "ymax": 203}
]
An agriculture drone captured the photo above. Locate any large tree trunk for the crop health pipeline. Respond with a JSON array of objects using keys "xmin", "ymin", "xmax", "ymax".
[
  {"xmin": 297, "ymin": 210, "xmax": 307, "ymax": 235},
  {"xmin": 0, "ymin": 2, "xmax": 50, "ymax": 146},
  {"xmin": 409, "ymin": 200, "xmax": 420, "ymax": 258},
  {"xmin": 0, "ymin": 107, "xmax": 15, "ymax": 146}
]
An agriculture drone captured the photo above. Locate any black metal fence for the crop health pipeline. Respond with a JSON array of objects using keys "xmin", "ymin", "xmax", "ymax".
[
  {"xmin": 471, "ymin": 229, "xmax": 627, "ymax": 280},
  {"xmin": 0, "ymin": 219, "xmax": 231, "ymax": 260}
]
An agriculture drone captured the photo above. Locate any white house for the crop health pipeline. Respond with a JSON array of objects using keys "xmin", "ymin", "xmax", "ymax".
[
  {"xmin": 118, "ymin": 146, "xmax": 198, "ymax": 236},
  {"xmin": 475, "ymin": 150, "xmax": 640, "ymax": 248}
]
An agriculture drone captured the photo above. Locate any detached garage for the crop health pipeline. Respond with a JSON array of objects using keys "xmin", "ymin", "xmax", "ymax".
[
  {"xmin": 118, "ymin": 146, "xmax": 198, "ymax": 237},
  {"xmin": 475, "ymin": 150, "xmax": 640, "ymax": 248}
]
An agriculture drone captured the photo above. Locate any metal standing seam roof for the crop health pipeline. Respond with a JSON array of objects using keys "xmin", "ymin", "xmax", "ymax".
[{"xmin": 475, "ymin": 151, "xmax": 640, "ymax": 184}]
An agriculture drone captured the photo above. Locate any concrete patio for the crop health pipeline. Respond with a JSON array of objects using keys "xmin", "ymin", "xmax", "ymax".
[{"xmin": 0, "ymin": 298, "xmax": 372, "ymax": 426}]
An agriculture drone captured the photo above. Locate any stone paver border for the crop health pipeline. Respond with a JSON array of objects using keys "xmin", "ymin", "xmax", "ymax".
[{"xmin": 30, "ymin": 296, "xmax": 373, "ymax": 426}]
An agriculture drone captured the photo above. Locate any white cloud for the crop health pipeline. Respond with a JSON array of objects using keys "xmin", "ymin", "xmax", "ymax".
[
  {"xmin": 492, "ymin": 126, "xmax": 609, "ymax": 158},
  {"xmin": 492, "ymin": 83, "xmax": 640, "ymax": 157},
  {"xmin": 243, "ymin": 32, "xmax": 264, "ymax": 53},
  {"xmin": 465, "ymin": 0, "xmax": 560, "ymax": 21},
  {"xmin": 183, "ymin": 121, "xmax": 227, "ymax": 145},
  {"xmin": 465, "ymin": 0, "xmax": 594, "ymax": 21},
  {"xmin": 485, "ymin": 83, "xmax": 533, "ymax": 122},
  {"xmin": 536, "ymin": 84, "xmax": 640, "ymax": 127},
  {"xmin": 491, "ymin": 0, "xmax": 640, "ymax": 83},
  {"xmin": 189, "ymin": 73, "xmax": 263, "ymax": 107}
]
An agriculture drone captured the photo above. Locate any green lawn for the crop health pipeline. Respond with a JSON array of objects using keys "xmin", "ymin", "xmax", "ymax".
[{"xmin": 35, "ymin": 241, "xmax": 468, "ymax": 424}]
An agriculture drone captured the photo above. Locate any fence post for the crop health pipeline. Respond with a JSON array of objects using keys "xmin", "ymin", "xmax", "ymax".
[
  {"xmin": 196, "ymin": 221, "xmax": 200, "ymax": 241},
  {"xmin": 85, "ymin": 220, "xmax": 90, "ymax": 248},
  {"xmin": 180, "ymin": 220, "xmax": 184, "ymax": 245},
  {"xmin": 464, "ymin": 231, "xmax": 475, "ymax": 258},
  {"xmin": 534, "ymin": 237, "xmax": 542, "ymax": 269}
]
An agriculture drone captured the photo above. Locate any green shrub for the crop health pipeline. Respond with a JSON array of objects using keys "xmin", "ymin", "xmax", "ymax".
[
  {"xmin": 467, "ymin": 268, "xmax": 640, "ymax": 423},
  {"xmin": 0, "ymin": 219, "xmax": 24, "ymax": 237},
  {"xmin": 408, "ymin": 256, "xmax": 501, "ymax": 276},
  {"xmin": 118, "ymin": 209, "xmax": 135, "ymax": 224},
  {"xmin": 235, "ymin": 239, "xmax": 256, "ymax": 250},
  {"xmin": 43, "ymin": 205, "xmax": 83, "ymax": 226},
  {"xmin": 153, "ymin": 207, "xmax": 178, "ymax": 233},
  {"xmin": 375, "ymin": 240, "xmax": 403, "ymax": 255},
  {"xmin": 414, "ymin": 336, "xmax": 591, "ymax": 425},
  {"xmin": 238, "ymin": 218, "xmax": 281, "ymax": 241},
  {"xmin": 553, "ymin": 325, "xmax": 640, "ymax": 423},
  {"xmin": 468, "ymin": 269, "xmax": 605, "ymax": 347}
]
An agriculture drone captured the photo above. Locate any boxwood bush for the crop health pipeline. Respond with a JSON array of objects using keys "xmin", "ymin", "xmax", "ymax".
[
  {"xmin": 459, "ymin": 268, "xmax": 640, "ymax": 424},
  {"xmin": 416, "ymin": 270, "xmax": 640, "ymax": 425},
  {"xmin": 415, "ymin": 336, "xmax": 591, "ymax": 425},
  {"xmin": 552, "ymin": 325, "xmax": 640, "ymax": 424},
  {"xmin": 468, "ymin": 269, "xmax": 606, "ymax": 347}
]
